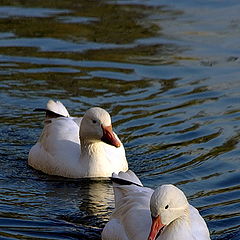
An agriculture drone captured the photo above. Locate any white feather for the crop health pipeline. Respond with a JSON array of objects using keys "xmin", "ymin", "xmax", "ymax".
[
  {"xmin": 28, "ymin": 100, "xmax": 128, "ymax": 178},
  {"xmin": 102, "ymin": 171, "xmax": 211, "ymax": 240},
  {"xmin": 46, "ymin": 99, "xmax": 70, "ymax": 117}
]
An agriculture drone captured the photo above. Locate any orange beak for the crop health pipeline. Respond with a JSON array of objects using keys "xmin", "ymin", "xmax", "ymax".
[
  {"xmin": 147, "ymin": 215, "xmax": 165, "ymax": 240},
  {"xmin": 101, "ymin": 125, "xmax": 121, "ymax": 148}
]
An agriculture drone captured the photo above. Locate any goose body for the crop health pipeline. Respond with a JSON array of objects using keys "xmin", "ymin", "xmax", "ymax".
[
  {"xmin": 102, "ymin": 170, "xmax": 210, "ymax": 240},
  {"xmin": 28, "ymin": 100, "xmax": 128, "ymax": 178}
]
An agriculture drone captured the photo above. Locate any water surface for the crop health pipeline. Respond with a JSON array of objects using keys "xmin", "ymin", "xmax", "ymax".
[{"xmin": 0, "ymin": 0, "xmax": 240, "ymax": 239}]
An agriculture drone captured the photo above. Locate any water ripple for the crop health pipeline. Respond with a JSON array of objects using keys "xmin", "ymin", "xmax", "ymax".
[{"xmin": 0, "ymin": 1, "xmax": 240, "ymax": 240}]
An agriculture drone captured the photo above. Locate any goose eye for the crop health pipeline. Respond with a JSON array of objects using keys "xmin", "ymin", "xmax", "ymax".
[
  {"xmin": 92, "ymin": 119, "xmax": 97, "ymax": 124},
  {"xmin": 165, "ymin": 205, "xmax": 169, "ymax": 209}
]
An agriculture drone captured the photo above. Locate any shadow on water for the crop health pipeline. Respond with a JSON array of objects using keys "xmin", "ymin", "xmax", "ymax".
[{"xmin": 0, "ymin": 175, "xmax": 114, "ymax": 240}]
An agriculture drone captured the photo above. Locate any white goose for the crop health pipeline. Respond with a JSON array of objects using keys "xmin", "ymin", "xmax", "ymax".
[
  {"xmin": 28, "ymin": 100, "xmax": 128, "ymax": 178},
  {"xmin": 102, "ymin": 170, "xmax": 211, "ymax": 240}
]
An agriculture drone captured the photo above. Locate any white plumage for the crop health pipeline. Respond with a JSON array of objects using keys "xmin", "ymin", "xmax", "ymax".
[
  {"xmin": 102, "ymin": 170, "xmax": 211, "ymax": 240},
  {"xmin": 28, "ymin": 100, "xmax": 128, "ymax": 178}
]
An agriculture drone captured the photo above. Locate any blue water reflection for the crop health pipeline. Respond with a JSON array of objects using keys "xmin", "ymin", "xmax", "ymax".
[{"xmin": 0, "ymin": 0, "xmax": 240, "ymax": 239}]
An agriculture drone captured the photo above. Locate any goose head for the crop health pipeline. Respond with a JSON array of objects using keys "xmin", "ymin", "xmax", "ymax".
[
  {"xmin": 148, "ymin": 184, "xmax": 189, "ymax": 240},
  {"xmin": 80, "ymin": 107, "xmax": 121, "ymax": 148}
]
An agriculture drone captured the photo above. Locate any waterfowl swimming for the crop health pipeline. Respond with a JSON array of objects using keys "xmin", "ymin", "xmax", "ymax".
[
  {"xmin": 102, "ymin": 170, "xmax": 210, "ymax": 240},
  {"xmin": 28, "ymin": 100, "xmax": 128, "ymax": 178}
]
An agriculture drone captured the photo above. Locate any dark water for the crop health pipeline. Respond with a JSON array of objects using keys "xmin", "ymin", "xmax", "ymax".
[{"xmin": 0, "ymin": 0, "xmax": 240, "ymax": 239}]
